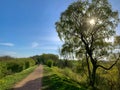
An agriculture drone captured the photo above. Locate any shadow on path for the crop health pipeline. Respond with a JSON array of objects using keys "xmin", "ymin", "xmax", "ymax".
[
  {"xmin": 13, "ymin": 78, "xmax": 41, "ymax": 90},
  {"xmin": 12, "ymin": 65, "xmax": 43, "ymax": 90}
]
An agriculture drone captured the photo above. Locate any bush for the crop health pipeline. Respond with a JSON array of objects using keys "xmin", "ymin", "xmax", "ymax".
[
  {"xmin": 0, "ymin": 62, "xmax": 7, "ymax": 78},
  {"xmin": 46, "ymin": 60, "xmax": 53, "ymax": 67},
  {"xmin": 0, "ymin": 58, "xmax": 35, "ymax": 79}
]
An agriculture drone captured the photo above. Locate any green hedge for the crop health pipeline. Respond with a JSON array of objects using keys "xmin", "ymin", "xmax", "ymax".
[
  {"xmin": 0, "ymin": 58, "xmax": 35, "ymax": 79},
  {"xmin": 46, "ymin": 60, "xmax": 53, "ymax": 67}
]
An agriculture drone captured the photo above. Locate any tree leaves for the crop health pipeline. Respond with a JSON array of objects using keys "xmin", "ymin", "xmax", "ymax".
[{"xmin": 56, "ymin": 0, "xmax": 120, "ymax": 61}]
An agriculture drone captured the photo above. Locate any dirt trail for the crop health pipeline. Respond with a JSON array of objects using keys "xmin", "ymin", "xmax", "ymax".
[{"xmin": 13, "ymin": 65, "xmax": 43, "ymax": 90}]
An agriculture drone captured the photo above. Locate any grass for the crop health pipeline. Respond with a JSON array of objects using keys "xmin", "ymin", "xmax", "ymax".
[
  {"xmin": 42, "ymin": 65, "xmax": 86, "ymax": 90},
  {"xmin": 0, "ymin": 65, "xmax": 37, "ymax": 90}
]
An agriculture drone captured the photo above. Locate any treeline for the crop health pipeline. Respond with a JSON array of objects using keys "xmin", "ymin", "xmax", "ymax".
[
  {"xmin": 0, "ymin": 54, "xmax": 72, "ymax": 79},
  {"xmin": 31, "ymin": 53, "xmax": 58, "ymax": 65},
  {"xmin": 31, "ymin": 53, "xmax": 74, "ymax": 68},
  {"xmin": 0, "ymin": 57, "xmax": 35, "ymax": 78}
]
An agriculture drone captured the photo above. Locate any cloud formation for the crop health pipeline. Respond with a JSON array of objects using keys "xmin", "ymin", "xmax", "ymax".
[
  {"xmin": 0, "ymin": 43, "xmax": 14, "ymax": 47},
  {"xmin": 31, "ymin": 42, "xmax": 39, "ymax": 48}
]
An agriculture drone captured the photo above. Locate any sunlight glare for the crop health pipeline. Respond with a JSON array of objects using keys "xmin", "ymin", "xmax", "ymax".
[{"xmin": 89, "ymin": 19, "xmax": 95, "ymax": 25}]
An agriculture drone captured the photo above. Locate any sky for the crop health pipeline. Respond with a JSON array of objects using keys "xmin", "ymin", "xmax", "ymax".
[{"xmin": 0, "ymin": 0, "xmax": 120, "ymax": 57}]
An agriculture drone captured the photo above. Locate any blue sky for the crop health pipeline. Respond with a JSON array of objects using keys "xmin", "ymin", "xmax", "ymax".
[{"xmin": 0, "ymin": 0, "xmax": 120, "ymax": 57}]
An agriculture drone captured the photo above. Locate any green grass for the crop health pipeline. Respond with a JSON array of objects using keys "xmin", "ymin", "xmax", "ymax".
[
  {"xmin": 42, "ymin": 65, "xmax": 86, "ymax": 90},
  {"xmin": 0, "ymin": 65, "xmax": 37, "ymax": 90}
]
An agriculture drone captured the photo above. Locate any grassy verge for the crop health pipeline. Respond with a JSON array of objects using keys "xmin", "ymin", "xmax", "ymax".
[
  {"xmin": 0, "ymin": 65, "xmax": 37, "ymax": 90},
  {"xmin": 42, "ymin": 65, "xmax": 86, "ymax": 90}
]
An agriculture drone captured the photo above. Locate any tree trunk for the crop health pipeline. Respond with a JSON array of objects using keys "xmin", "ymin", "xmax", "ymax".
[
  {"xmin": 85, "ymin": 52, "xmax": 92, "ymax": 84},
  {"xmin": 90, "ymin": 65, "xmax": 97, "ymax": 89}
]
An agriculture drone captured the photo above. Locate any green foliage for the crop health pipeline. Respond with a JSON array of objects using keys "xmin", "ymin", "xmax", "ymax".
[
  {"xmin": 56, "ymin": 0, "xmax": 120, "ymax": 88},
  {"xmin": 0, "ymin": 58, "xmax": 35, "ymax": 78},
  {"xmin": 55, "ymin": 59, "xmax": 75, "ymax": 69},
  {"xmin": 0, "ymin": 66, "xmax": 37, "ymax": 90},
  {"xmin": 46, "ymin": 60, "xmax": 53, "ymax": 67},
  {"xmin": 56, "ymin": 0, "xmax": 119, "ymax": 59},
  {"xmin": 31, "ymin": 54, "xmax": 59, "ymax": 65},
  {"xmin": 42, "ymin": 58, "xmax": 120, "ymax": 89},
  {"xmin": 42, "ymin": 65, "xmax": 86, "ymax": 90},
  {"xmin": 0, "ymin": 62, "xmax": 7, "ymax": 78}
]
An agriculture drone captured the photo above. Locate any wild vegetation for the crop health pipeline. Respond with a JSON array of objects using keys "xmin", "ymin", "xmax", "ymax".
[
  {"xmin": 0, "ymin": 66, "xmax": 36, "ymax": 90},
  {"xmin": 0, "ymin": 53, "xmax": 120, "ymax": 89},
  {"xmin": 0, "ymin": 56, "xmax": 36, "ymax": 90},
  {"xmin": 31, "ymin": 53, "xmax": 120, "ymax": 89},
  {"xmin": 31, "ymin": 54, "xmax": 59, "ymax": 65},
  {"xmin": 42, "ymin": 65, "xmax": 86, "ymax": 90},
  {"xmin": 38, "ymin": 59, "xmax": 119, "ymax": 90},
  {"xmin": 0, "ymin": 57, "xmax": 35, "ymax": 78}
]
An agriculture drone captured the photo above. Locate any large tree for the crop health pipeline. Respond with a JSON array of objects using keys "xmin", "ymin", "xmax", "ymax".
[{"xmin": 56, "ymin": 0, "xmax": 120, "ymax": 88}]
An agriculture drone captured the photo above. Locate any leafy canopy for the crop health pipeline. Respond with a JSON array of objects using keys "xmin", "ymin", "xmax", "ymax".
[{"xmin": 56, "ymin": 0, "xmax": 120, "ymax": 60}]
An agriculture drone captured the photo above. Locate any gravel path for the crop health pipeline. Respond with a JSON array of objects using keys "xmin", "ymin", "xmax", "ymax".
[{"xmin": 13, "ymin": 65, "xmax": 43, "ymax": 90}]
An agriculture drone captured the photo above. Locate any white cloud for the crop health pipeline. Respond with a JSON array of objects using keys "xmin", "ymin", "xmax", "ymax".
[
  {"xmin": 31, "ymin": 42, "xmax": 39, "ymax": 48},
  {"xmin": 0, "ymin": 43, "xmax": 14, "ymax": 47}
]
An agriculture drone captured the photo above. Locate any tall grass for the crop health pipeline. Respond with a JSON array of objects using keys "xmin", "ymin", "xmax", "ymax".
[{"xmin": 42, "ymin": 65, "xmax": 86, "ymax": 90}]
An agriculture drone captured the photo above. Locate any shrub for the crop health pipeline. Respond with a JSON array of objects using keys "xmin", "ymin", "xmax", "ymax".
[
  {"xmin": 0, "ymin": 58, "xmax": 35, "ymax": 79},
  {"xmin": 46, "ymin": 60, "xmax": 53, "ymax": 67},
  {"xmin": 0, "ymin": 62, "xmax": 7, "ymax": 78}
]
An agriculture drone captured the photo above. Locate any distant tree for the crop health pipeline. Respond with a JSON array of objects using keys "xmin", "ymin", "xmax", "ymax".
[
  {"xmin": 56, "ymin": 0, "xmax": 120, "ymax": 88},
  {"xmin": 0, "ymin": 56, "xmax": 14, "ymax": 61},
  {"xmin": 31, "ymin": 54, "xmax": 59, "ymax": 65}
]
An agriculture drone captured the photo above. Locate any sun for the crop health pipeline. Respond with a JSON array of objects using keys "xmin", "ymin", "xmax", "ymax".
[{"xmin": 89, "ymin": 19, "xmax": 95, "ymax": 25}]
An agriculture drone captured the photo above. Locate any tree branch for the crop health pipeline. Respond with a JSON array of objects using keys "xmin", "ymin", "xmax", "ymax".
[{"xmin": 97, "ymin": 54, "xmax": 120, "ymax": 70}]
